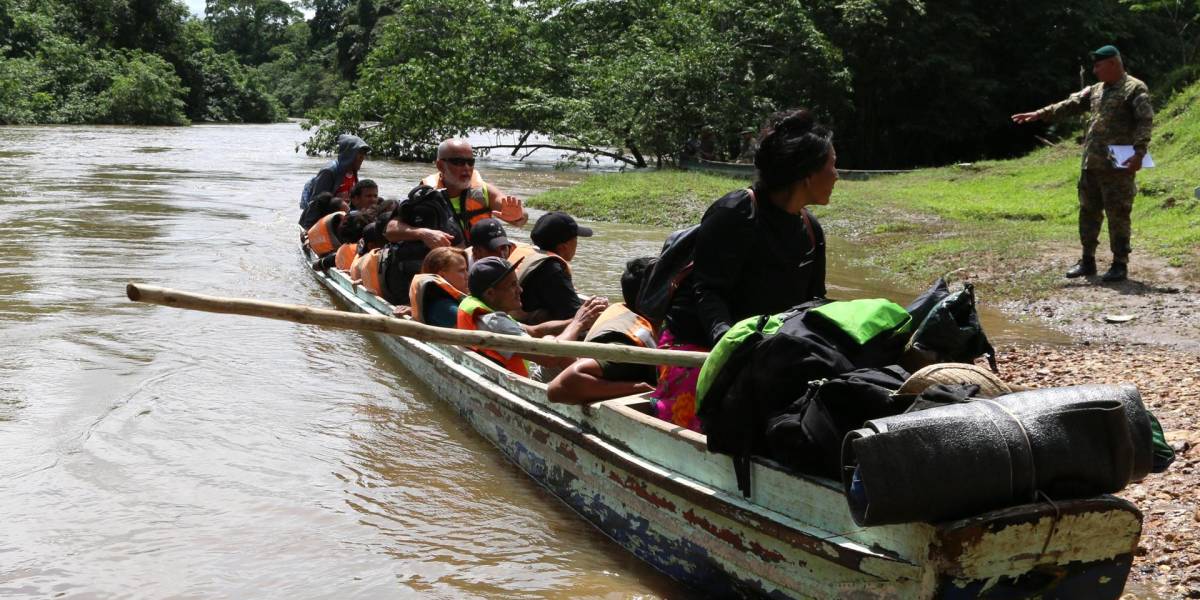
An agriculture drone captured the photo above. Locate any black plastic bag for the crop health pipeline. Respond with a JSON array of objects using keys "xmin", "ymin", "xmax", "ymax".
[{"xmin": 907, "ymin": 282, "xmax": 997, "ymax": 372}]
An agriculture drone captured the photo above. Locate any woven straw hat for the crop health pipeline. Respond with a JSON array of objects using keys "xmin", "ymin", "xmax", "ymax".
[{"xmin": 898, "ymin": 363, "xmax": 1013, "ymax": 398}]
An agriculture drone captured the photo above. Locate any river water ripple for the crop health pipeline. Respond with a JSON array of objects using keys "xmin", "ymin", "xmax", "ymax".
[{"xmin": 0, "ymin": 123, "xmax": 1064, "ymax": 599}]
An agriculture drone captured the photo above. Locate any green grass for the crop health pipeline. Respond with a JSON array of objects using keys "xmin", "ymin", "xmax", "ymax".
[
  {"xmin": 527, "ymin": 170, "xmax": 745, "ymax": 227},
  {"xmin": 529, "ymin": 80, "xmax": 1200, "ymax": 300}
]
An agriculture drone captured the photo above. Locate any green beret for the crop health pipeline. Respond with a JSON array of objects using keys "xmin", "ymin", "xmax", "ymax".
[{"xmin": 1090, "ymin": 45, "xmax": 1120, "ymax": 60}]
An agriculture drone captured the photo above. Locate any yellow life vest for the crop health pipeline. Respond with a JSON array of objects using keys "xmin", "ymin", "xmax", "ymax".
[{"xmin": 456, "ymin": 295, "xmax": 530, "ymax": 377}]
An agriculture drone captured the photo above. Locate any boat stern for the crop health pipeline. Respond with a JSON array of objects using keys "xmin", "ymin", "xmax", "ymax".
[{"xmin": 932, "ymin": 496, "xmax": 1141, "ymax": 599}]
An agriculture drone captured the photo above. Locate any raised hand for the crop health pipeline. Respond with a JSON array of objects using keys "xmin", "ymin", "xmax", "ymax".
[{"xmin": 493, "ymin": 195, "xmax": 525, "ymax": 223}]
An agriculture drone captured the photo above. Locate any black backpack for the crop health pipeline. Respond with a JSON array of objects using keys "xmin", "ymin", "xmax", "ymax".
[
  {"xmin": 635, "ymin": 225, "xmax": 699, "ymax": 330},
  {"xmin": 697, "ymin": 303, "xmax": 854, "ymax": 496},
  {"xmin": 907, "ymin": 282, "xmax": 998, "ymax": 372},
  {"xmin": 696, "ymin": 278, "xmax": 957, "ymax": 496},
  {"xmin": 399, "ymin": 184, "xmax": 465, "ymax": 245},
  {"xmin": 378, "ymin": 186, "xmax": 466, "ymax": 305},
  {"xmin": 637, "ymin": 189, "xmax": 762, "ymax": 331},
  {"xmin": 764, "ymin": 366, "xmax": 911, "ymax": 479}
]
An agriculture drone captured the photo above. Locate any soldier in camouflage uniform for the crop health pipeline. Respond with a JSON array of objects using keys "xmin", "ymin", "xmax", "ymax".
[{"xmin": 1012, "ymin": 45, "xmax": 1153, "ymax": 282}]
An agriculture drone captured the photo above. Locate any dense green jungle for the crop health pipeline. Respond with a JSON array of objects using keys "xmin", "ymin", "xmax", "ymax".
[{"xmin": 2, "ymin": 0, "xmax": 1198, "ymax": 168}]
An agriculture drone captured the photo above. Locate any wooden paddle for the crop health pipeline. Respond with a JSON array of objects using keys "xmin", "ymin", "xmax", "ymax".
[{"xmin": 126, "ymin": 283, "xmax": 708, "ymax": 368}]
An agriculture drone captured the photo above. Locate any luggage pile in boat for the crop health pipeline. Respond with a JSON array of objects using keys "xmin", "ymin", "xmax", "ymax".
[{"xmin": 691, "ymin": 277, "xmax": 1174, "ymax": 520}]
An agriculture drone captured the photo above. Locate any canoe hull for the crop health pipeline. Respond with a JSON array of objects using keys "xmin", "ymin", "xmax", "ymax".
[
  {"xmin": 304, "ymin": 248, "xmax": 1140, "ymax": 599},
  {"xmin": 937, "ymin": 553, "xmax": 1134, "ymax": 599}
]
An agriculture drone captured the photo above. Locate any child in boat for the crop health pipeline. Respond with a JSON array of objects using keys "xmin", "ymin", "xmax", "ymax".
[
  {"xmin": 299, "ymin": 191, "xmax": 347, "ymax": 230},
  {"xmin": 408, "ymin": 247, "xmax": 469, "ymax": 328},
  {"xmin": 457, "ymin": 257, "xmax": 605, "ymax": 381},
  {"xmin": 546, "ymin": 258, "xmax": 658, "ymax": 405},
  {"xmin": 467, "ymin": 218, "xmax": 516, "ymax": 263},
  {"xmin": 507, "ymin": 211, "xmax": 593, "ymax": 324}
]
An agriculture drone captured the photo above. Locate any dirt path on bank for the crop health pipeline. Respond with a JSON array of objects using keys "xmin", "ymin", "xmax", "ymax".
[
  {"xmin": 977, "ymin": 254, "xmax": 1199, "ymax": 599},
  {"xmin": 995, "ymin": 251, "xmax": 1200, "ymax": 352}
]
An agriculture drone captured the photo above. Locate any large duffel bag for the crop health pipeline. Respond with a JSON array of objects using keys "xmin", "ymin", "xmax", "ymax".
[{"xmin": 841, "ymin": 384, "xmax": 1153, "ymax": 526}]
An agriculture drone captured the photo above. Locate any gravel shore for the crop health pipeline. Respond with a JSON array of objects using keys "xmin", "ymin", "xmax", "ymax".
[{"xmin": 997, "ymin": 343, "xmax": 1200, "ymax": 599}]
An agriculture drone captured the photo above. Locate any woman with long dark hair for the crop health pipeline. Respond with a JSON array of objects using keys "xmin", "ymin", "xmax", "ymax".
[{"xmin": 654, "ymin": 108, "xmax": 838, "ymax": 430}]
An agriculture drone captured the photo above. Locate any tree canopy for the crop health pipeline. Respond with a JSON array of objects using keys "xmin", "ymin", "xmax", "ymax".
[
  {"xmin": 3, "ymin": 0, "xmax": 1198, "ymax": 166},
  {"xmin": 305, "ymin": 0, "xmax": 1200, "ymax": 168},
  {"xmin": 1, "ymin": 0, "xmax": 322, "ymax": 124}
]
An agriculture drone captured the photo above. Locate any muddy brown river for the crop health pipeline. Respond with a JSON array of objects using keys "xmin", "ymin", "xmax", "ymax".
[{"xmin": 0, "ymin": 123, "xmax": 1066, "ymax": 598}]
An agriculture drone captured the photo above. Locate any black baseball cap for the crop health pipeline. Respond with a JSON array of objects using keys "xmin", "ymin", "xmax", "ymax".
[
  {"xmin": 468, "ymin": 256, "xmax": 522, "ymax": 297},
  {"xmin": 469, "ymin": 218, "xmax": 514, "ymax": 251},
  {"xmin": 530, "ymin": 211, "xmax": 593, "ymax": 250}
]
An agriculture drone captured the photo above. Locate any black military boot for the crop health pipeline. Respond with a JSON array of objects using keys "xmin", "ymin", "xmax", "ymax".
[
  {"xmin": 1101, "ymin": 262, "xmax": 1128, "ymax": 282},
  {"xmin": 1065, "ymin": 257, "xmax": 1097, "ymax": 278}
]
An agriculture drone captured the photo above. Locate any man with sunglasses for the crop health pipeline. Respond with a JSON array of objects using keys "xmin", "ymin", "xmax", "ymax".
[{"xmin": 389, "ymin": 139, "xmax": 528, "ymax": 249}]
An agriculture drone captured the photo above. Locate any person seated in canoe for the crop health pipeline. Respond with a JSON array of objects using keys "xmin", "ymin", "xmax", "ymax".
[
  {"xmin": 302, "ymin": 192, "xmax": 350, "ymax": 264},
  {"xmin": 299, "ymin": 190, "xmax": 347, "ymax": 230},
  {"xmin": 299, "ymin": 133, "xmax": 369, "ymax": 211},
  {"xmin": 408, "ymin": 247, "xmax": 469, "ymax": 328},
  {"xmin": 547, "ymin": 257, "xmax": 658, "ymax": 405},
  {"xmin": 347, "ymin": 198, "xmax": 400, "ymax": 291},
  {"xmin": 327, "ymin": 203, "xmax": 399, "ymax": 273},
  {"xmin": 467, "ymin": 218, "xmax": 516, "ymax": 263},
  {"xmin": 388, "ymin": 139, "xmax": 527, "ymax": 251},
  {"xmin": 653, "ymin": 108, "xmax": 837, "ymax": 432},
  {"xmin": 347, "ymin": 179, "xmax": 380, "ymax": 211},
  {"xmin": 309, "ymin": 208, "xmax": 368, "ymax": 272},
  {"xmin": 457, "ymin": 257, "xmax": 606, "ymax": 380},
  {"xmin": 507, "ymin": 211, "xmax": 604, "ymax": 324}
]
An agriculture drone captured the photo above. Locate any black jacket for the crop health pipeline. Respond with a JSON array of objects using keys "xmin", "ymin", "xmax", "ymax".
[
  {"xmin": 686, "ymin": 188, "xmax": 827, "ymax": 346},
  {"xmin": 520, "ymin": 259, "xmax": 582, "ymax": 322}
]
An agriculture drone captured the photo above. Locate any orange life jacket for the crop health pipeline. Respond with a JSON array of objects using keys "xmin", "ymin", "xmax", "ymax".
[
  {"xmin": 506, "ymin": 242, "xmax": 571, "ymax": 284},
  {"xmin": 352, "ymin": 248, "xmax": 384, "ymax": 297},
  {"xmin": 456, "ymin": 295, "xmax": 530, "ymax": 377},
  {"xmin": 584, "ymin": 303, "xmax": 657, "ymax": 348},
  {"xmin": 306, "ymin": 211, "xmax": 345, "ymax": 256},
  {"xmin": 421, "ymin": 172, "xmax": 492, "ymax": 240},
  {"xmin": 408, "ymin": 273, "xmax": 466, "ymax": 324},
  {"xmin": 334, "ymin": 243, "xmax": 357, "ymax": 272}
]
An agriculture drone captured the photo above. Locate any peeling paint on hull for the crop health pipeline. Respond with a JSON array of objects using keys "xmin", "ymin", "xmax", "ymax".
[{"xmin": 305, "ymin": 247, "xmax": 1142, "ymax": 599}]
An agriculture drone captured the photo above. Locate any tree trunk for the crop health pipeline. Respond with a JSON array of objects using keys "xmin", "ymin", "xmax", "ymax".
[
  {"xmin": 511, "ymin": 130, "xmax": 532, "ymax": 156},
  {"xmin": 626, "ymin": 140, "xmax": 647, "ymax": 168}
]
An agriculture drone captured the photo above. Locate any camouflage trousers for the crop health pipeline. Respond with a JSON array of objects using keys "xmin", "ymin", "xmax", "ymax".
[{"xmin": 1077, "ymin": 169, "xmax": 1136, "ymax": 264}]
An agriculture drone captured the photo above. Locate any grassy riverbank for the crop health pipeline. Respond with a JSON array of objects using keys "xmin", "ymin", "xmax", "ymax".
[{"xmin": 530, "ymin": 82, "xmax": 1200, "ymax": 301}]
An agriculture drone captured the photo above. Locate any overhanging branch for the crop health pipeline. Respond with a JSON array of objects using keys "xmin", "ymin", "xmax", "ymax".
[{"xmin": 473, "ymin": 144, "xmax": 644, "ymax": 167}]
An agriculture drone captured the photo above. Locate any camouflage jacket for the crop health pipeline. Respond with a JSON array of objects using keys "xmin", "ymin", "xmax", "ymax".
[{"xmin": 1037, "ymin": 74, "xmax": 1154, "ymax": 170}]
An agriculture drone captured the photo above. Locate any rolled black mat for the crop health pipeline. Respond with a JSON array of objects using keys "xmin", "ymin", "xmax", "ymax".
[{"xmin": 841, "ymin": 384, "xmax": 1152, "ymax": 526}]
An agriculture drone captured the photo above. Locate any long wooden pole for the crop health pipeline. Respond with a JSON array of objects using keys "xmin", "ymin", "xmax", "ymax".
[{"xmin": 126, "ymin": 283, "xmax": 709, "ymax": 368}]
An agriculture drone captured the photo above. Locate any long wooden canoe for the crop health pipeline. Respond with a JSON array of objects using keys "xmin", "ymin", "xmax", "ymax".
[{"xmin": 303, "ymin": 245, "xmax": 1142, "ymax": 599}]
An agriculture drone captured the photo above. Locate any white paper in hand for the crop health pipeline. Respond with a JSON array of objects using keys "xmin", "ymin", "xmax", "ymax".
[{"xmin": 1108, "ymin": 145, "xmax": 1155, "ymax": 169}]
